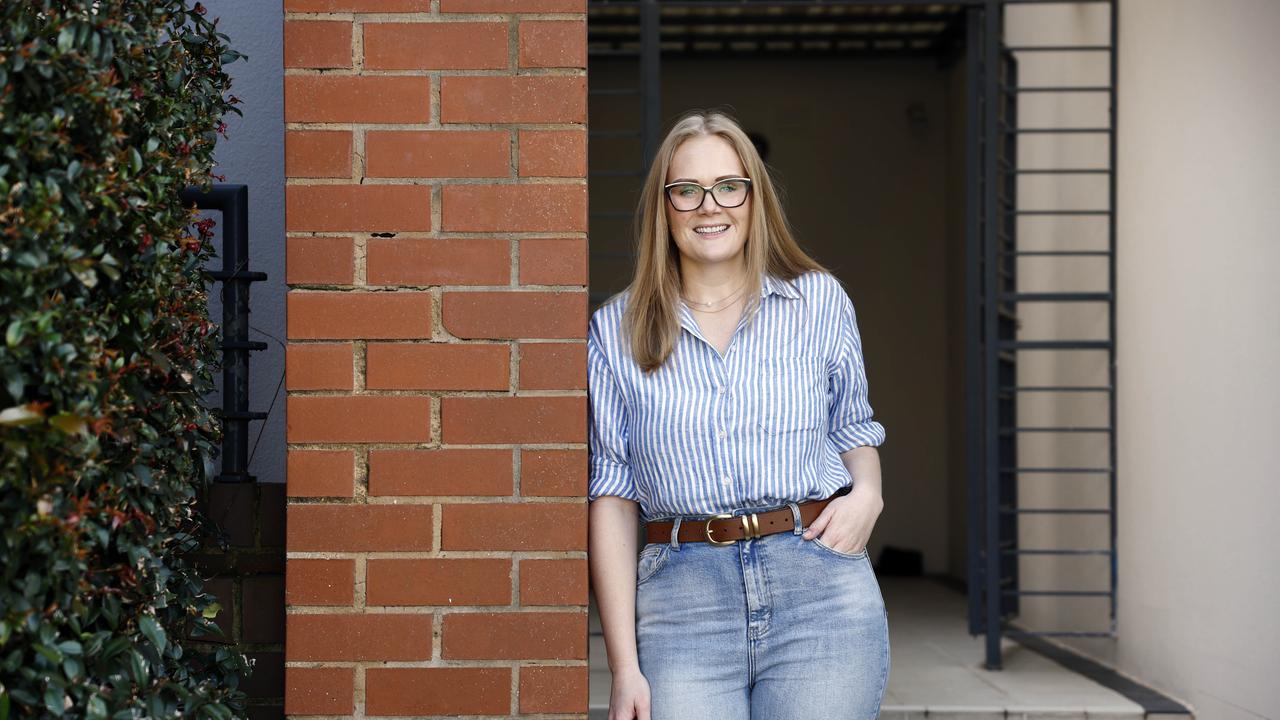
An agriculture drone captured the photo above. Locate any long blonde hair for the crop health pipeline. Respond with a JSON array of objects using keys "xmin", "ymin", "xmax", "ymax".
[{"xmin": 621, "ymin": 108, "xmax": 828, "ymax": 372}]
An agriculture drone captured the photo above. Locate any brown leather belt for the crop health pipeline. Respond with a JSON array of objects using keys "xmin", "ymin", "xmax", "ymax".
[{"xmin": 644, "ymin": 487, "xmax": 849, "ymax": 546}]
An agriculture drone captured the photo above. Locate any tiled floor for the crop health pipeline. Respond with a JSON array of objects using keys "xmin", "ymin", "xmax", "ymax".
[{"xmin": 589, "ymin": 576, "xmax": 1163, "ymax": 719}]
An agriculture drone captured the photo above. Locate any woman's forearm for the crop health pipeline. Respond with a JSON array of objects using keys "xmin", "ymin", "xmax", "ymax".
[
  {"xmin": 588, "ymin": 496, "xmax": 642, "ymax": 675},
  {"xmin": 841, "ymin": 445, "xmax": 883, "ymax": 500}
]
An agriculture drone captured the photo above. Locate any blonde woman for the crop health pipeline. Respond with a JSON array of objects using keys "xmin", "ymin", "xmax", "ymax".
[{"xmin": 587, "ymin": 108, "xmax": 890, "ymax": 720}]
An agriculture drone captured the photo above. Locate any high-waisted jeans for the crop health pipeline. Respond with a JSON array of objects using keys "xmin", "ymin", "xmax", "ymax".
[{"xmin": 635, "ymin": 500, "xmax": 890, "ymax": 720}]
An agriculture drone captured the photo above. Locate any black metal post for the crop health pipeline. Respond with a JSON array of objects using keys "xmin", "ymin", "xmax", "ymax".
[
  {"xmin": 964, "ymin": 5, "xmax": 985, "ymax": 640},
  {"xmin": 180, "ymin": 184, "xmax": 268, "ymax": 483},
  {"xmin": 982, "ymin": 0, "xmax": 1003, "ymax": 671},
  {"xmin": 640, "ymin": 0, "xmax": 661, "ymax": 171}
]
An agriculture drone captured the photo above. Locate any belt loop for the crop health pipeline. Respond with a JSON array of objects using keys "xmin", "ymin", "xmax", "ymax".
[
  {"xmin": 788, "ymin": 501, "xmax": 804, "ymax": 535},
  {"xmin": 669, "ymin": 516, "xmax": 682, "ymax": 550}
]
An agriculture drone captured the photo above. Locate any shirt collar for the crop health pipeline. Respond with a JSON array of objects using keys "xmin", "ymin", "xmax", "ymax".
[
  {"xmin": 762, "ymin": 272, "xmax": 801, "ymax": 300},
  {"xmin": 676, "ymin": 273, "xmax": 800, "ymax": 341}
]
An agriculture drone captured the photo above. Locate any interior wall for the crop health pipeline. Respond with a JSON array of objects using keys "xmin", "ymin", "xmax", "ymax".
[{"xmin": 588, "ymin": 53, "xmax": 967, "ymax": 576}]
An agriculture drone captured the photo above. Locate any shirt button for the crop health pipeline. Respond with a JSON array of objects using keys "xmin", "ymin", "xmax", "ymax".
[
  {"xmin": 717, "ymin": 386, "xmax": 727, "ymax": 395},
  {"xmin": 717, "ymin": 429, "xmax": 727, "ymax": 439},
  {"xmin": 721, "ymin": 475, "xmax": 732, "ymax": 484}
]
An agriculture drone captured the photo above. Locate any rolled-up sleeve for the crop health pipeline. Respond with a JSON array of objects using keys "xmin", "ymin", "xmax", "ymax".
[
  {"xmin": 587, "ymin": 313, "xmax": 638, "ymax": 502},
  {"xmin": 827, "ymin": 289, "xmax": 886, "ymax": 452}
]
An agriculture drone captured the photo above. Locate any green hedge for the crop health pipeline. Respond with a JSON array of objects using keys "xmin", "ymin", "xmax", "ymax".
[{"xmin": 0, "ymin": 2, "xmax": 251, "ymax": 717}]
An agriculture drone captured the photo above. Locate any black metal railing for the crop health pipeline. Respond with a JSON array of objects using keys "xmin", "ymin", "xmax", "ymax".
[{"xmin": 181, "ymin": 184, "xmax": 268, "ymax": 483}]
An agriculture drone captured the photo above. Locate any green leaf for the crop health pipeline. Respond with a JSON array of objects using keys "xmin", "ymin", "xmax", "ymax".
[
  {"xmin": 0, "ymin": 404, "xmax": 44, "ymax": 426},
  {"xmin": 138, "ymin": 615, "xmax": 166, "ymax": 654},
  {"xmin": 43, "ymin": 685, "xmax": 66, "ymax": 718},
  {"xmin": 86, "ymin": 695, "xmax": 106, "ymax": 720},
  {"xmin": 34, "ymin": 644, "xmax": 62, "ymax": 664},
  {"xmin": 57, "ymin": 26, "xmax": 75, "ymax": 54},
  {"xmin": 4, "ymin": 321, "xmax": 22, "ymax": 348},
  {"xmin": 50, "ymin": 412, "xmax": 89, "ymax": 436},
  {"xmin": 202, "ymin": 602, "xmax": 221, "ymax": 620}
]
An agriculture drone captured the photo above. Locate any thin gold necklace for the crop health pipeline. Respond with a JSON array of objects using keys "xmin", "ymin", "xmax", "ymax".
[{"xmin": 682, "ymin": 279, "xmax": 748, "ymax": 313}]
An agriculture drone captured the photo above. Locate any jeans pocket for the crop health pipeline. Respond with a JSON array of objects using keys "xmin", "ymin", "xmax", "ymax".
[
  {"xmin": 811, "ymin": 536, "xmax": 870, "ymax": 561},
  {"xmin": 637, "ymin": 543, "xmax": 672, "ymax": 585}
]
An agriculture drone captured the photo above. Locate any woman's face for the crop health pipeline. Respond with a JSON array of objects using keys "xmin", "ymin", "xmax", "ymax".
[{"xmin": 664, "ymin": 134, "xmax": 752, "ymax": 270}]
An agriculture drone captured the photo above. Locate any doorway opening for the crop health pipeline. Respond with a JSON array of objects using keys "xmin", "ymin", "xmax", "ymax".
[{"xmin": 583, "ymin": 1, "xmax": 1175, "ymax": 715}]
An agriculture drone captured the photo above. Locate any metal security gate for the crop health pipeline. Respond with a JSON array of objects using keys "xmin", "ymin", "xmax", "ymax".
[
  {"xmin": 966, "ymin": 0, "xmax": 1119, "ymax": 670},
  {"xmin": 586, "ymin": 0, "xmax": 1118, "ymax": 671}
]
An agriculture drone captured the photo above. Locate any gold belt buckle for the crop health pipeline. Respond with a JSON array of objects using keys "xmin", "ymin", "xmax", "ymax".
[
  {"xmin": 704, "ymin": 513, "xmax": 735, "ymax": 545},
  {"xmin": 703, "ymin": 512, "xmax": 761, "ymax": 545}
]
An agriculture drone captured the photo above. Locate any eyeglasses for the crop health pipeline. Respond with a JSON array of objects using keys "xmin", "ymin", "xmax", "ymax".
[{"xmin": 663, "ymin": 177, "xmax": 753, "ymax": 212}]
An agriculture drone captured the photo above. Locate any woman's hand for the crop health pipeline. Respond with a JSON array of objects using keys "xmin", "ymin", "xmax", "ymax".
[
  {"xmin": 609, "ymin": 665, "xmax": 653, "ymax": 720},
  {"xmin": 801, "ymin": 486, "xmax": 883, "ymax": 554}
]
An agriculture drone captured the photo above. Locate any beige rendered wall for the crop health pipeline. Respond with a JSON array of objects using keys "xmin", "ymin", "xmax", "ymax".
[
  {"xmin": 1110, "ymin": 1, "xmax": 1280, "ymax": 717},
  {"xmin": 1009, "ymin": 1, "xmax": 1280, "ymax": 717}
]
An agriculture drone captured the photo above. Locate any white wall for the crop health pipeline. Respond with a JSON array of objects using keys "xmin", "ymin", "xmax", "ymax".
[{"xmin": 203, "ymin": 0, "xmax": 286, "ymax": 484}]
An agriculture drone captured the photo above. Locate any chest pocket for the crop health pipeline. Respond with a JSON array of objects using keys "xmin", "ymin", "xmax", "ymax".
[{"xmin": 755, "ymin": 355, "xmax": 827, "ymax": 434}]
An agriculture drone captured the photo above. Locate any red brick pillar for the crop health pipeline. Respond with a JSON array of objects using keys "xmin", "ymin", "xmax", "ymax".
[{"xmin": 281, "ymin": 1, "xmax": 588, "ymax": 716}]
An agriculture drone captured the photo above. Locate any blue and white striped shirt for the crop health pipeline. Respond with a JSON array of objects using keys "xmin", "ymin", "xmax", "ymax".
[{"xmin": 587, "ymin": 269, "xmax": 886, "ymax": 522}]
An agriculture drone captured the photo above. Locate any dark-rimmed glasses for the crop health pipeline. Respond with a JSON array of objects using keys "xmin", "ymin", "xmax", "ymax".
[{"xmin": 663, "ymin": 177, "xmax": 753, "ymax": 212}]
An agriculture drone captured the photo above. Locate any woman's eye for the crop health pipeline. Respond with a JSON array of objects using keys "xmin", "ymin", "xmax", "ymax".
[
  {"xmin": 716, "ymin": 182, "xmax": 739, "ymax": 192},
  {"xmin": 677, "ymin": 186, "xmax": 696, "ymax": 196}
]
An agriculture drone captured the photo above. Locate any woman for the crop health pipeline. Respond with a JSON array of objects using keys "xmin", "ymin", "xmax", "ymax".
[{"xmin": 587, "ymin": 109, "xmax": 890, "ymax": 720}]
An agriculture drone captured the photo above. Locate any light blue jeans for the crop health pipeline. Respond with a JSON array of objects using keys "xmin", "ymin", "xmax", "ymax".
[{"xmin": 635, "ymin": 500, "xmax": 890, "ymax": 720}]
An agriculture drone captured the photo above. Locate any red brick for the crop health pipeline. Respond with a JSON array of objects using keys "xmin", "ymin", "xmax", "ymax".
[
  {"xmin": 284, "ymin": 21, "xmax": 351, "ymax": 69},
  {"xmin": 520, "ymin": 558, "xmax": 588, "ymax": 606},
  {"xmin": 519, "ymin": 665, "xmax": 589, "ymax": 714},
  {"xmin": 519, "ymin": 130, "xmax": 586, "ymax": 178},
  {"xmin": 441, "ymin": 76, "xmax": 585, "ymax": 124},
  {"xmin": 518, "ymin": 20, "xmax": 587, "ymax": 69},
  {"xmin": 286, "ymin": 236, "xmax": 355, "ymax": 285},
  {"xmin": 288, "ymin": 291, "xmax": 432, "ymax": 340},
  {"xmin": 366, "ymin": 343, "xmax": 509, "ymax": 391},
  {"xmin": 442, "ymin": 0, "xmax": 583, "ymax": 11},
  {"xmin": 442, "ymin": 611, "xmax": 586, "ymax": 660},
  {"xmin": 286, "ymin": 0, "xmax": 426, "ymax": 9},
  {"xmin": 287, "ymin": 559, "xmax": 355, "ymax": 606},
  {"xmin": 287, "ymin": 449, "xmax": 356, "ymax": 498},
  {"xmin": 366, "ymin": 130, "xmax": 508, "ymax": 179},
  {"xmin": 366, "ymin": 238, "xmax": 509, "ymax": 286},
  {"xmin": 365, "ymin": 668, "xmax": 510, "ymax": 716},
  {"xmin": 285, "ymin": 76, "xmax": 430, "ymax": 124},
  {"xmin": 519, "ymin": 342, "xmax": 586, "ymax": 390},
  {"xmin": 442, "ymin": 183, "xmax": 585, "ymax": 233},
  {"xmin": 367, "ymin": 558, "xmax": 511, "ymax": 606},
  {"xmin": 288, "ymin": 396, "xmax": 431, "ymax": 443},
  {"xmin": 285, "ymin": 667, "xmax": 354, "ymax": 716},
  {"xmin": 286, "ymin": 184, "xmax": 431, "ymax": 233},
  {"xmin": 289, "ymin": 613, "xmax": 432, "ymax": 661},
  {"xmin": 442, "ymin": 396, "xmax": 585, "ymax": 444},
  {"xmin": 442, "ymin": 291, "xmax": 585, "ymax": 340},
  {"xmin": 285, "ymin": 130, "xmax": 352, "ymax": 178},
  {"xmin": 288, "ymin": 504, "xmax": 434, "ymax": 551},
  {"xmin": 369, "ymin": 448, "xmax": 513, "ymax": 496},
  {"xmin": 364, "ymin": 22, "xmax": 507, "ymax": 70},
  {"xmin": 442, "ymin": 503, "xmax": 585, "ymax": 551},
  {"xmin": 520, "ymin": 237, "xmax": 587, "ymax": 286},
  {"xmin": 286, "ymin": 343, "xmax": 354, "ymax": 391},
  {"xmin": 521, "ymin": 448, "xmax": 587, "ymax": 497}
]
